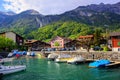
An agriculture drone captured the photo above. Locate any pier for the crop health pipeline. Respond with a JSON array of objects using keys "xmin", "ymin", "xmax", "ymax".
[
  {"xmin": 106, "ymin": 62, "xmax": 120, "ymax": 68},
  {"xmin": 40, "ymin": 51, "xmax": 120, "ymax": 67}
]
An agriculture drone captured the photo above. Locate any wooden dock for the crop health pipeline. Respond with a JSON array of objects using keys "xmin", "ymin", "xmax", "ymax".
[{"xmin": 105, "ymin": 62, "xmax": 120, "ymax": 68}]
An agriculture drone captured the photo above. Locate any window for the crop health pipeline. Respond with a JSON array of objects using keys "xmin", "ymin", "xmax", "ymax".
[
  {"xmin": 118, "ymin": 48, "xmax": 120, "ymax": 51},
  {"xmin": 20, "ymin": 40, "xmax": 22, "ymax": 42},
  {"xmin": 117, "ymin": 42, "xmax": 120, "ymax": 46}
]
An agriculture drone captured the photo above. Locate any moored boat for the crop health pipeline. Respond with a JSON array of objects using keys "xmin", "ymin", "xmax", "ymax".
[
  {"xmin": 89, "ymin": 59, "xmax": 110, "ymax": 68},
  {"xmin": 0, "ymin": 65, "xmax": 26, "ymax": 75},
  {"xmin": 55, "ymin": 54, "xmax": 72, "ymax": 63},
  {"xmin": 47, "ymin": 53, "xmax": 58, "ymax": 61},
  {"xmin": 67, "ymin": 56, "xmax": 85, "ymax": 64}
]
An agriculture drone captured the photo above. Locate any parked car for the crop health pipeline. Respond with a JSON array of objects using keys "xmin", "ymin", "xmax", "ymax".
[{"xmin": 93, "ymin": 46, "xmax": 103, "ymax": 51}]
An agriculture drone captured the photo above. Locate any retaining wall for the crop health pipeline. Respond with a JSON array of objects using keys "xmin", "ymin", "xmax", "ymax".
[{"xmin": 50, "ymin": 51, "xmax": 120, "ymax": 62}]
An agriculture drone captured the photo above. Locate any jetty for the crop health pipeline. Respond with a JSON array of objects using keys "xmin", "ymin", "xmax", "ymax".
[{"xmin": 106, "ymin": 62, "xmax": 120, "ymax": 68}]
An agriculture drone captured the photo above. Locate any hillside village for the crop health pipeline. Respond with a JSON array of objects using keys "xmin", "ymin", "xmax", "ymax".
[{"xmin": 0, "ymin": 31, "xmax": 120, "ymax": 52}]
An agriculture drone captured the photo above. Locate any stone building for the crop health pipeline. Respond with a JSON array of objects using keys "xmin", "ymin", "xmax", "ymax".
[{"xmin": 0, "ymin": 31, "xmax": 24, "ymax": 46}]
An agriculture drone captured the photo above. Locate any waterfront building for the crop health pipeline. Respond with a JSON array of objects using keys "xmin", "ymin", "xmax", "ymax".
[
  {"xmin": 25, "ymin": 40, "xmax": 50, "ymax": 51},
  {"xmin": 50, "ymin": 36, "xmax": 76, "ymax": 49},
  {"xmin": 0, "ymin": 31, "xmax": 24, "ymax": 46},
  {"xmin": 110, "ymin": 32, "xmax": 120, "ymax": 52}
]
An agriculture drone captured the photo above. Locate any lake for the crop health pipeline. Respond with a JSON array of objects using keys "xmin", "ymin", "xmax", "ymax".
[{"xmin": 2, "ymin": 58, "xmax": 120, "ymax": 80}]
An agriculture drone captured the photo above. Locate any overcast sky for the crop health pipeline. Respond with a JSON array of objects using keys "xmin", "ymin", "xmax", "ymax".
[{"xmin": 0, "ymin": 0, "xmax": 119, "ymax": 15}]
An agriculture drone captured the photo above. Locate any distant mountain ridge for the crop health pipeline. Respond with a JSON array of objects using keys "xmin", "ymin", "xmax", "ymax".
[
  {"xmin": 76, "ymin": 2, "xmax": 120, "ymax": 15},
  {"xmin": 0, "ymin": 2, "xmax": 120, "ymax": 38}
]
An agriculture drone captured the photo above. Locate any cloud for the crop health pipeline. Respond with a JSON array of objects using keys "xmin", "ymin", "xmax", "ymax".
[{"xmin": 2, "ymin": 0, "xmax": 120, "ymax": 15}]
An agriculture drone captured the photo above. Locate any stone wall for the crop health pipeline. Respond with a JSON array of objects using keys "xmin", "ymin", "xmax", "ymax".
[{"xmin": 52, "ymin": 51, "xmax": 120, "ymax": 62}]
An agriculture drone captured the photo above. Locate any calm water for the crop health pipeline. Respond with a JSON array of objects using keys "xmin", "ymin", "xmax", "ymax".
[{"xmin": 2, "ymin": 58, "xmax": 120, "ymax": 80}]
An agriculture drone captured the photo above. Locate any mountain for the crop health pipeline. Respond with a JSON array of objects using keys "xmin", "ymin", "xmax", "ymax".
[
  {"xmin": 76, "ymin": 2, "xmax": 120, "ymax": 15},
  {"xmin": 0, "ymin": 2, "xmax": 120, "ymax": 39},
  {"xmin": 59, "ymin": 2, "xmax": 120, "ymax": 26}
]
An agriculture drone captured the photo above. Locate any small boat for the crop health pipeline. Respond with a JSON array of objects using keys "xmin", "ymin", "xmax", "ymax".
[
  {"xmin": 55, "ymin": 54, "xmax": 72, "ymax": 63},
  {"xmin": 55, "ymin": 58, "xmax": 72, "ymax": 63},
  {"xmin": 47, "ymin": 53, "xmax": 58, "ymax": 61},
  {"xmin": 0, "ymin": 65, "xmax": 26, "ymax": 75},
  {"xmin": 67, "ymin": 56, "xmax": 85, "ymax": 64},
  {"xmin": 27, "ymin": 52, "xmax": 31, "ymax": 56},
  {"xmin": 89, "ymin": 59, "xmax": 110, "ymax": 68},
  {"xmin": 30, "ymin": 52, "xmax": 35, "ymax": 57}
]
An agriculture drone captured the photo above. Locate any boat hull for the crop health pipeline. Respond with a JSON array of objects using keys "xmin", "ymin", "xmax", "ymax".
[
  {"xmin": 55, "ymin": 58, "xmax": 72, "ymax": 63},
  {"xmin": 67, "ymin": 56, "xmax": 85, "ymax": 64},
  {"xmin": 89, "ymin": 59, "xmax": 110, "ymax": 68},
  {"xmin": 0, "ymin": 65, "xmax": 26, "ymax": 75}
]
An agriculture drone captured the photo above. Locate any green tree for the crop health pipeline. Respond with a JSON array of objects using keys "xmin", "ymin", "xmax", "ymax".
[
  {"xmin": 54, "ymin": 41, "xmax": 60, "ymax": 50},
  {"xmin": 0, "ymin": 36, "xmax": 16, "ymax": 51},
  {"xmin": 79, "ymin": 38, "xmax": 93, "ymax": 52},
  {"xmin": 54, "ymin": 41, "xmax": 60, "ymax": 47},
  {"xmin": 94, "ymin": 28, "xmax": 102, "ymax": 46}
]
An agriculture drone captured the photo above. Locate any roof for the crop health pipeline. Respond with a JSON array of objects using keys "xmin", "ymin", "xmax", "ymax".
[
  {"xmin": 0, "ymin": 31, "xmax": 24, "ymax": 39},
  {"xmin": 79, "ymin": 35, "xmax": 94, "ymax": 39},
  {"xmin": 25, "ymin": 39, "xmax": 50, "ymax": 45},
  {"xmin": 25, "ymin": 40, "xmax": 38, "ymax": 44},
  {"xmin": 110, "ymin": 32, "xmax": 120, "ymax": 37},
  {"xmin": 50, "ymin": 36, "xmax": 72, "ymax": 44}
]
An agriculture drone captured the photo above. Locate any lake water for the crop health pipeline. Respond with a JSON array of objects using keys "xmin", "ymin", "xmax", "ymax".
[{"xmin": 2, "ymin": 58, "xmax": 120, "ymax": 80}]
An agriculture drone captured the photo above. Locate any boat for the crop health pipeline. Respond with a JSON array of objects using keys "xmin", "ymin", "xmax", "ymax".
[
  {"xmin": 30, "ymin": 52, "xmax": 35, "ymax": 57},
  {"xmin": 0, "ymin": 57, "xmax": 26, "ymax": 75},
  {"xmin": 0, "ymin": 65, "xmax": 26, "ymax": 75},
  {"xmin": 89, "ymin": 59, "xmax": 110, "ymax": 68},
  {"xmin": 47, "ymin": 53, "xmax": 58, "ymax": 61},
  {"xmin": 27, "ymin": 52, "xmax": 31, "ymax": 56},
  {"xmin": 55, "ymin": 54, "xmax": 72, "ymax": 63},
  {"xmin": 67, "ymin": 56, "xmax": 85, "ymax": 64}
]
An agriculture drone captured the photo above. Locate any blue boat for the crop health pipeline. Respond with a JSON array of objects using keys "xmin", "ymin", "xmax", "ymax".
[
  {"xmin": 89, "ymin": 59, "xmax": 110, "ymax": 67},
  {"xmin": 30, "ymin": 52, "xmax": 35, "ymax": 57}
]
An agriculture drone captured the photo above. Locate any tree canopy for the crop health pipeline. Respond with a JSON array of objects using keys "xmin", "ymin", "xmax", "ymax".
[{"xmin": 0, "ymin": 36, "xmax": 16, "ymax": 51}]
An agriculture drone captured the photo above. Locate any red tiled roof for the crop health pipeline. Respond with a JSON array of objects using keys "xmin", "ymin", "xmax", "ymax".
[{"xmin": 79, "ymin": 35, "xmax": 94, "ymax": 39}]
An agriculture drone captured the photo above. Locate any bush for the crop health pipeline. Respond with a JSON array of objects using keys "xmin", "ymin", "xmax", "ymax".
[{"xmin": 103, "ymin": 46, "xmax": 109, "ymax": 51}]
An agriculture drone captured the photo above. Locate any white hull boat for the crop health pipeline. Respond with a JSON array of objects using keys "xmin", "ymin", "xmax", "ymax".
[
  {"xmin": 47, "ymin": 53, "xmax": 58, "ymax": 61},
  {"xmin": 55, "ymin": 58, "xmax": 72, "ymax": 63},
  {"xmin": 67, "ymin": 56, "xmax": 85, "ymax": 64},
  {"xmin": 55, "ymin": 54, "xmax": 72, "ymax": 63},
  {"xmin": 0, "ymin": 65, "xmax": 26, "ymax": 75}
]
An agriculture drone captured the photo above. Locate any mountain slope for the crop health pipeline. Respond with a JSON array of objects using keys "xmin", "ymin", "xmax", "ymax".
[
  {"xmin": 0, "ymin": 2, "xmax": 119, "ymax": 39},
  {"xmin": 30, "ymin": 21, "xmax": 94, "ymax": 41}
]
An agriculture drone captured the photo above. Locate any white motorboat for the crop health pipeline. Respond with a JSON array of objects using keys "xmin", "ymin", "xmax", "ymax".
[
  {"xmin": 55, "ymin": 54, "xmax": 72, "ymax": 63},
  {"xmin": 67, "ymin": 56, "xmax": 85, "ymax": 64},
  {"xmin": 0, "ymin": 65, "xmax": 26, "ymax": 75},
  {"xmin": 47, "ymin": 53, "xmax": 58, "ymax": 61}
]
